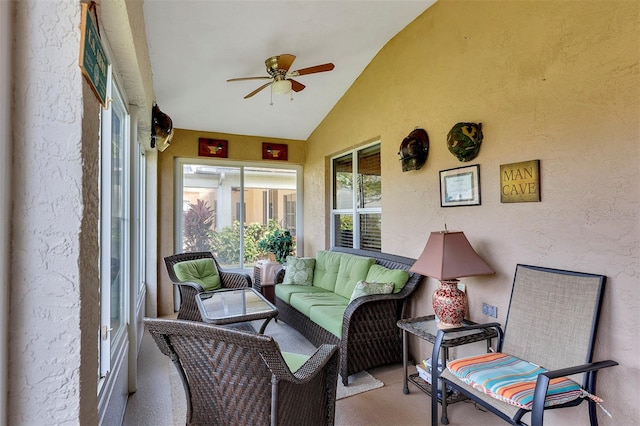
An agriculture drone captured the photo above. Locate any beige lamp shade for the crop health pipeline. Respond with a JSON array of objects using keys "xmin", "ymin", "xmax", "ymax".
[{"xmin": 410, "ymin": 231, "xmax": 494, "ymax": 279}]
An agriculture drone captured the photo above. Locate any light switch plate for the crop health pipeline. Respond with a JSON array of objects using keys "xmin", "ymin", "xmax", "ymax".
[{"xmin": 482, "ymin": 303, "xmax": 498, "ymax": 318}]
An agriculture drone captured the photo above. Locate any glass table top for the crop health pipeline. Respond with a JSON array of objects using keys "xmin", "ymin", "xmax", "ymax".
[{"xmin": 196, "ymin": 287, "xmax": 277, "ymax": 324}]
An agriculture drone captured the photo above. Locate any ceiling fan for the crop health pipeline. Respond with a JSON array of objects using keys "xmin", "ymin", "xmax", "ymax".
[{"xmin": 227, "ymin": 54, "xmax": 335, "ymax": 99}]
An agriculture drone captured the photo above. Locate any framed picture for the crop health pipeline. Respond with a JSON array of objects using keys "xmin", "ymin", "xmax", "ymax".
[
  {"xmin": 199, "ymin": 138, "xmax": 228, "ymax": 158},
  {"xmin": 439, "ymin": 164, "xmax": 481, "ymax": 207},
  {"xmin": 262, "ymin": 143, "xmax": 288, "ymax": 161},
  {"xmin": 500, "ymin": 159, "xmax": 541, "ymax": 203}
]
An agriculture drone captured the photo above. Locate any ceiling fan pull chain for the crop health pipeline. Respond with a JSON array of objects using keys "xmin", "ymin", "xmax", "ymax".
[{"xmin": 270, "ymin": 85, "xmax": 274, "ymax": 106}]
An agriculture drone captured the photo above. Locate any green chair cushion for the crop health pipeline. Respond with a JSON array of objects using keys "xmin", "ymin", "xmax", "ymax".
[
  {"xmin": 334, "ymin": 255, "xmax": 376, "ymax": 299},
  {"xmin": 349, "ymin": 280, "xmax": 394, "ymax": 303},
  {"xmin": 309, "ymin": 305, "xmax": 347, "ymax": 339},
  {"xmin": 365, "ymin": 264, "xmax": 410, "ymax": 293},
  {"xmin": 312, "ymin": 250, "xmax": 343, "ymax": 291},
  {"xmin": 173, "ymin": 258, "xmax": 221, "ymax": 291},
  {"xmin": 275, "ymin": 284, "xmax": 331, "ymax": 304},
  {"xmin": 289, "ymin": 292, "xmax": 349, "ymax": 316},
  {"xmin": 281, "ymin": 351, "xmax": 310, "ymax": 373},
  {"xmin": 282, "ymin": 256, "xmax": 316, "ymax": 286}
]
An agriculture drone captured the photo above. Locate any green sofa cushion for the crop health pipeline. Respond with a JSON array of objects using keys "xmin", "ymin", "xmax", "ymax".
[
  {"xmin": 275, "ymin": 283, "xmax": 331, "ymax": 304},
  {"xmin": 333, "ymin": 254, "xmax": 376, "ymax": 299},
  {"xmin": 289, "ymin": 292, "xmax": 349, "ymax": 317},
  {"xmin": 309, "ymin": 305, "xmax": 347, "ymax": 339},
  {"xmin": 173, "ymin": 258, "xmax": 221, "ymax": 291},
  {"xmin": 281, "ymin": 351, "xmax": 310, "ymax": 373},
  {"xmin": 365, "ymin": 264, "xmax": 410, "ymax": 293},
  {"xmin": 312, "ymin": 250, "xmax": 344, "ymax": 291},
  {"xmin": 282, "ymin": 256, "xmax": 315, "ymax": 286}
]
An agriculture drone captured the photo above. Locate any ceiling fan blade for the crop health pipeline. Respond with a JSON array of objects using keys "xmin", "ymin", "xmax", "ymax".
[
  {"xmin": 291, "ymin": 63, "xmax": 335, "ymax": 76},
  {"xmin": 278, "ymin": 54, "xmax": 296, "ymax": 72},
  {"xmin": 227, "ymin": 76, "xmax": 271, "ymax": 82},
  {"xmin": 290, "ymin": 79, "xmax": 306, "ymax": 92},
  {"xmin": 244, "ymin": 82, "xmax": 272, "ymax": 99}
]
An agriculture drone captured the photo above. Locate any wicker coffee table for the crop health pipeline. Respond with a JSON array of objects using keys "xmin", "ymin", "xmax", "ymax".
[{"xmin": 196, "ymin": 287, "xmax": 278, "ymax": 334}]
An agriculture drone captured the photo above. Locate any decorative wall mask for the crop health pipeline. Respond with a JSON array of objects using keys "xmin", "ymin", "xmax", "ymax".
[
  {"xmin": 398, "ymin": 128, "xmax": 429, "ymax": 172},
  {"xmin": 152, "ymin": 103, "xmax": 174, "ymax": 152},
  {"xmin": 447, "ymin": 122, "xmax": 483, "ymax": 162}
]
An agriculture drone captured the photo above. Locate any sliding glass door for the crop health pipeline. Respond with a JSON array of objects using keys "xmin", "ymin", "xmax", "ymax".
[{"xmin": 176, "ymin": 161, "xmax": 302, "ymax": 269}]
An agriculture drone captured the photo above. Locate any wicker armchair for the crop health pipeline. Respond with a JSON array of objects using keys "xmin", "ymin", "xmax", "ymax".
[
  {"xmin": 164, "ymin": 252, "xmax": 251, "ymax": 321},
  {"xmin": 145, "ymin": 318, "xmax": 340, "ymax": 426}
]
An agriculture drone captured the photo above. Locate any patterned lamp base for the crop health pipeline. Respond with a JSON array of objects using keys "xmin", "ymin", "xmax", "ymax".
[{"xmin": 432, "ymin": 280, "xmax": 467, "ymax": 328}]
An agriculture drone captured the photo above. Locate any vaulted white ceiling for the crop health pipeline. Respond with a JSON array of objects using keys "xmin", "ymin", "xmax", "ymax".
[{"xmin": 143, "ymin": 0, "xmax": 436, "ymax": 141}]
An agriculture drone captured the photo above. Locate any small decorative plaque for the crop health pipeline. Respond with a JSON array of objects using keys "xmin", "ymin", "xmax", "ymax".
[
  {"xmin": 199, "ymin": 138, "xmax": 228, "ymax": 158},
  {"xmin": 500, "ymin": 160, "xmax": 541, "ymax": 203},
  {"xmin": 79, "ymin": 3, "xmax": 109, "ymax": 108},
  {"xmin": 262, "ymin": 143, "xmax": 288, "ymax": 161}
]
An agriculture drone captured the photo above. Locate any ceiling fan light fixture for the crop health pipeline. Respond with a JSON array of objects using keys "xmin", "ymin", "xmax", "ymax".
[{"xmin": 272, "ymin": 79, "xmax": 292, "ymax": 95}]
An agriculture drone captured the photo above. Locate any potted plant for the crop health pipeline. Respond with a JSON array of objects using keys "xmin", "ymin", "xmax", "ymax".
[{"xmin": 258, "ymin": 228, "xmax": 293, "ymax": 264}]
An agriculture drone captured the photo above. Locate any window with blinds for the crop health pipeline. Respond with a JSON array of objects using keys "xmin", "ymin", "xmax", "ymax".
[{"xmin": 331, "ymin": 143, "xmax": 381, "ymax": 251}]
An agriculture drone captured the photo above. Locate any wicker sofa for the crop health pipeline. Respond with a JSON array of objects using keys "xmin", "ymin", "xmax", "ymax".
[{"xmin": 273, "ymin": 247, "xmax": 424, "ymax": 385}]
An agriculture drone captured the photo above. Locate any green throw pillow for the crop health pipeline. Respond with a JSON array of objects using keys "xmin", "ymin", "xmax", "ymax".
[
  {"xmin": 173, "ymin": 258, "xmax": 221, "ymax": 291},
  {"xmin": 282, "ymin": 256, "xmax": 316, "ymax": 286},
  {"xmin": 365, "ymin": 264, "xmax": 410, "ymax": 293},
  {"xmin": 349, "ymin": 280, "xmax": 394, "ymax": 303}
]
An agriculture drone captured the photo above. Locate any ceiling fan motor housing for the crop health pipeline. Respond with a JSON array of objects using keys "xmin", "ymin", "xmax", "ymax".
[{"xmin": 265, "ymin": 56, "xmax": 285, "ymax": 77}]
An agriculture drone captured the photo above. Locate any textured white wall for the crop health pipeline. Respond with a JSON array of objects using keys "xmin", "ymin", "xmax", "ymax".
[
  {"xmin": 11, "ymin": 1, "xmax": 100, "ymax": 424},
  {"xmin": 305, "ymin": 1, "xmax": 639, "ymax": 424}
]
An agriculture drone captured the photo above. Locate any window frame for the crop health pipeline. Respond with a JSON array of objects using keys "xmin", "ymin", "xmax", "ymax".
[
  {"xmin": 98, "ymin": 77, "xmax": 131, "ymax": 384},
  {"xmin": 330, "ymin": 141, "xmax": 382, "ymax": 251},
  {"xmin": 174, "ymin": 158, "xmax": 304, "ymax": 266}
]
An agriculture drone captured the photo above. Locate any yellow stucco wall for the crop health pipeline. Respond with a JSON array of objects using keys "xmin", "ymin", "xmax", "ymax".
[
  {"xmin": 304, "ymin": 1, "xmax": 638, "ymax": 424},
  {"xmin": 155, "ymin": 1, "xmax": 638, "ymax": 423},
  {"xmin": 157, "ymin": 129, "xmax": 305, "ymax": 314}
]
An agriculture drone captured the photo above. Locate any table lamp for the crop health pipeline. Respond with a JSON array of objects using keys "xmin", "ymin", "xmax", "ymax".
[{"xmin": 410, "ymin": 230, "xmax": 494, "ymax": 328}]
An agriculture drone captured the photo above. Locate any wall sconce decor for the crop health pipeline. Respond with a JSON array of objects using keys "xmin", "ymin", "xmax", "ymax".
[
  {"xmin": 199, "ymin": 138, "xmax": 228, "ymax": 158},
  {"xmin": 447, "ymin": 122, "xmax": 483, "ymax": 162},
  {"xmin": 398, "ymin": 127, "xmax": 429, "ymax": 172},
  {"xmin": 262, "ymin": 143, "xmax": 288, "ymax": 161}
]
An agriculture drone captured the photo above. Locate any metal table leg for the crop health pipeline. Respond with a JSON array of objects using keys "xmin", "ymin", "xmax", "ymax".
[
  {"xmin": 259, "ymin": 317, "xmax": 274, "ymax": 334},
  {"xmin": 402, "ymin": 329, "xmax": 409, "ymax": 394},
  {"xmin": 440, "ymin": 347, "xmax": 449, "ymax": 425}
]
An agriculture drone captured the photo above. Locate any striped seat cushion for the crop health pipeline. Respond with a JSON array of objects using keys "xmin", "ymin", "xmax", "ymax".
[{"xmin": 447, "ymin": 353, "xmax": 601, "ymax": 409}]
